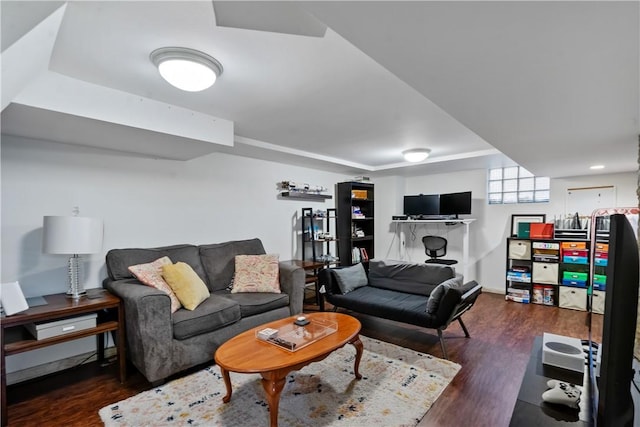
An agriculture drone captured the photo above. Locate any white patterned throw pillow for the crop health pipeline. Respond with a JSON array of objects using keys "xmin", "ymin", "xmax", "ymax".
[
  {"xmin": 128, "ymin": 256, "xmax": 182, "ymax": 313},
  {"xmin": 231, "ymin": 254, "xmax": 280, "ymax": 293}
]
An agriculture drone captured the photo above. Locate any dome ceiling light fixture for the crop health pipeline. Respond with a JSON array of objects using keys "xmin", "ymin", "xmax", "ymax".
[
  {"xmin": 402, "ymin": 148, "xmax": 431, "ymax": 163},
  {"xmin": 150, "ymin": 47, "xmax": 223, "ymax": 92}
]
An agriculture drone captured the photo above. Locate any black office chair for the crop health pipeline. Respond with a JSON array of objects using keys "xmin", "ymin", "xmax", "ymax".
[{"xmin": 422, "ymin": 235, "xmax": 458, "ymax": 265}]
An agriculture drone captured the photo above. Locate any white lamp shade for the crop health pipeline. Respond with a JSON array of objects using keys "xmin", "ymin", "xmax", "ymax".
[{"xmin": 43, "ymin": 216, "xmax": 103, "ymax": 254}]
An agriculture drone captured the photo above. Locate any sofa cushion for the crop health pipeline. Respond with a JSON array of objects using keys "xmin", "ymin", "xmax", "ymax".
[
  {"xmin": 231, "ymin": 254, "xmax": 280, "ymax": 293},
  {"xmin": 106, "ymin": 244, "xmax": 206, "ymax": 283},
  {"xmin": 213, "ymin": 290, "xmax": 289, "ymax": 317},
  {"xmin": 199, "ymin": 238, "xmax": 266, "ymax": 292},
  {"xmin": 162, "ymin": 262, "xmax": 211, "ymax": 310},
  {"xmin": 368, "ymin": 260, "xmax": 455, "ymax": 296},
  {"xmin": 128, "ymin": 256, "xmax": 182, "ymax": 313},
  {"xmin": 333, "ymin": 263, "xmax": 368, "ymax": 294},
  {"xmin": 425, "ymin": 281, "xmax": 450, "ymax": 315},
  {"xmin": 172, "ymin": 295, "xmax": 241, "ymax": 340},
  {"xmin": 327, "ymin": 286, "xmax": 431, "ymax": 326}
]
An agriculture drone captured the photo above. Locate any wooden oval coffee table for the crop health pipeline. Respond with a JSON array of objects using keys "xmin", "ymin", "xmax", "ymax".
[{"xmin": 214, "ymin": 312, "xmax": 363, "ymax": 427}]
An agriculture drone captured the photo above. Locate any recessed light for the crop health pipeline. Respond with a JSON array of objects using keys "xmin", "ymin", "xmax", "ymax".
[
  {"xmin": 150, "ymin": 47, "xmax": 223, "ymax": 92},
  {"xmin": 402, "ymin": 148, "xmax": 431, "ymax": 162},
  {"xmin": 590, "ymin": 165, "xmax": 605, "ymax": 170}
]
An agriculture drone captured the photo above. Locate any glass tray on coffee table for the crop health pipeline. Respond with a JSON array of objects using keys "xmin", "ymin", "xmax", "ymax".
[{"xmin": 256, "ymin": 317, "xmax": 338, "ymax": 352}]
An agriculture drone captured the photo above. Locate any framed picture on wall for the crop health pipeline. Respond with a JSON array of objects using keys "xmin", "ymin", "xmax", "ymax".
[{"xmin": 510, "ymin": 214, "xmax": 546, "ymax": 237}]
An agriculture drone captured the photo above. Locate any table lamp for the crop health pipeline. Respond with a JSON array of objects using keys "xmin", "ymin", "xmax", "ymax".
[{"xmin": 42, "ymin": 214, "xmax": 103, "ymax": 299}]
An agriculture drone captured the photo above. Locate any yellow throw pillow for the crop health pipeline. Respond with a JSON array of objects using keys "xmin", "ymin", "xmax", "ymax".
[
  {"xmin": 161, "ymin": 262, "xmax": 210, "ymax": 310},
  {"xmin": 231, "ymin": 254, "xmax": 280, "ymax": 293}
]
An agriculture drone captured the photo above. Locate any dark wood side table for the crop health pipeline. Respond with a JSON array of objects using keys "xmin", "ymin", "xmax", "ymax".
[
  {"xmin": 0, "ymin": 289, "xmax": 126, "ymax": 426},
  {"xmin": 282, "ymin": 260, "xmax": 328, "ymax": 311}
]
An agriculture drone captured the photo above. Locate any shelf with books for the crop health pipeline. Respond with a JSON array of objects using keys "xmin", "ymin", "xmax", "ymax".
[{"xmin": 336, "ymin": 182, "xmax": 375, "ymax": 266}]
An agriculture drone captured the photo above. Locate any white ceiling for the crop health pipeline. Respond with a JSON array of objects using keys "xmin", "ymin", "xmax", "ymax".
[{"xmin": 1, "ymin": 1, "xmax": 638, "ymax": 178}]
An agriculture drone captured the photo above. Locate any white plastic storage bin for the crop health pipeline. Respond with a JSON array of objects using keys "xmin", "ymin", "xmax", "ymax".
[
  {"xmin": 592, "ymin": 290, "xmax": 606, "ymax": 315},
  {"xmin": 559, "ymin": 287, "xmax": 587, "ymax": 311},
  {"xmin": 509, "ymin": 240, "xmax": 531, "ymax": 260},
  {"xmin": 532, "ymin": 262, "xmax": 559, "ymax": 285}
]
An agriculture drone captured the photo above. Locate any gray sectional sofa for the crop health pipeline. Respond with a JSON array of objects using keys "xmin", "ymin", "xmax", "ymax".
[
  {"xmin": 103, "ymin": 238, "xmax": 305, "ymax": 384},
  {"xmin": 319, "ymin": 260, "xmax": 482, "ymax": 359}
]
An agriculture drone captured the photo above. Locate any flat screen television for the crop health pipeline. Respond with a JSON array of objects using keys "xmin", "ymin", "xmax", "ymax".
[
  {"xmin": 403, "ymin": 194, "xmax": 440, "ymax": 218},
  {"xmin": 588, "ymin": 212, "xmax": 639, "ymax": 426},
  {"xmin": 439, "ymin": 191, "xmax": 472, "ymax": 218}
]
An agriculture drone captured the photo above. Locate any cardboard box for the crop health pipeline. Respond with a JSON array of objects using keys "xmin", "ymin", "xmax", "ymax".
[
  {"xmin": 351, "ymin": 190, "xmax": 368, "ymax": 199},
  {"xmin": 26, "ymin": 313, "xmax": 97, "ymax": 340}
]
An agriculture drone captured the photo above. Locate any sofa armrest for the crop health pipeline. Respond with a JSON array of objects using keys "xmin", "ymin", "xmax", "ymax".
[
  {"xmin": 318, "ymin": 268, "xmax": 342, "ymax": 296},
  {"xmin": 103, "ymin": 278, "xmax": 174, "ymax": 380},
  {"xmin": 278, "ymin": 261, "xmax": 305, "ymax": 315},
  {"xmin": 434, "ymin": 280, "xmax": 482, "ymax": 327}
]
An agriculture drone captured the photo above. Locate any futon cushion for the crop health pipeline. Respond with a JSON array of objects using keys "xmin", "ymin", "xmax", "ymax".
[
  {"xmin": 368, "ymin": 260, "xmax": 456, "ymax": 296},
  {"xmin": 231, "ymin": 254, "xmax": 280, "ymax": 293},
  {"xmin": 128, "ymin": 256, "xmax": 182, "ymax": 313},
  {"xmin": 172, "ymin": 295, "xmax": 241, "ymax": 340},
  {"xmin": 213, "ymin": 290, "xmax": 289, "ymax": 317},
  {"xmin": 199, "ymin": 238, "xmax": 266, "ymax": 291},
  {"xmin": 327, "ymin": 286, "xmax": 432, "ymax": 326},
  {"xmin": 106, "ymin": 244, "xmax": 206, "ymax": 283},
  {"xmin": 333, "ymin": 263, "xmax": 369, "ymax": 294},
  {"xmin": 162, "ymin": 262, "xmax": 211, "ymax": 310}
]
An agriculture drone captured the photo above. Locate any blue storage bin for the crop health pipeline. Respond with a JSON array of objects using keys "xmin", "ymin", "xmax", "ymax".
[
  {"xmin": 594, "ymin": 258, "xmax": 608, "ymax": 267},
  {"xmin": 563, "ymin": 255, "xmax": 589, "ymax": 264},
  {"xmin": 562, "ymin": 279, "xmax": 587, "ymax": 288}
]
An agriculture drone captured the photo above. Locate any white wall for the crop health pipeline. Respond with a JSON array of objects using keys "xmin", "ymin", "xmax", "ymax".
[
  {"xmin": 3, "ymin": 134, "xmax": 636, "ymax": 374},
  {"xmin": 373, "ymin": 169, "xmax": 637, "ymax": 295},
  {"xmin": 1, "ymin": 135, "xmax": 346, "ymax": 373}
]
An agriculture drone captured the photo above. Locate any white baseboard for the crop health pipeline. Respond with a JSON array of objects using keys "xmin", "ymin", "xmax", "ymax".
[{"xmin": 7, "ymin": 347, "xmax": 118, "ymax": 385}]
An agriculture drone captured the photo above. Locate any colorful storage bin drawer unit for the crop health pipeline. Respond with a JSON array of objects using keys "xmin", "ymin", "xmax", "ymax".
[
  {"xmin": 561, "ymin": 241, "xmax": 587, "ymax": 250},
  {"xmin": 509, "ymin": 240, "xmax": 531, "ymax": 260},
  {"xmin": 559, "ymin": 287, "xmax": 587, "ymax": 311},
  {"xmin": 562, "ymin": 255, "xmax": 589, "ymax": 265},
  {"xmin": 594, "ymin": 257, "xmax": 608, "ymax": 267},
  {"xmin": 562, "ymin": 271, "xmax": 588, "ymax": 287},
  {"xmin": 593, "ymin": 274, "xmax": 607, "ymax": 290}
]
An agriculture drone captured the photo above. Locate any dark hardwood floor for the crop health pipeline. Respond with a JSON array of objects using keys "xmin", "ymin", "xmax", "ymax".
[{"xmin": 6, "ymin": 292, "xmax": 600, "ymax": 426}]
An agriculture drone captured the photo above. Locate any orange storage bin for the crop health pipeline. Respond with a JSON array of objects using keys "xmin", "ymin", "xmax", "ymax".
[
  {"xmin": 561, "ymin": 241, "xmax": 587, "ymax": 250},
  {"xmin": 595, "ymin": 243, "xmax": 609, "ymax": 252}
]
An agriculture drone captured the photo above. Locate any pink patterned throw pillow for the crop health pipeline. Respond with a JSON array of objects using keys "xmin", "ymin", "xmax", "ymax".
[
  {"xmin": 231, "ymin": 254, "xmax": 280, "ymax": 293},
  {"xmin": 128, "ymin": 256, "xmax": 182, "ymax": 313}
]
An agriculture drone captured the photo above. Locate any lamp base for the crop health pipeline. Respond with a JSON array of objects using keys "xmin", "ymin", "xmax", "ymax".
[
  {"xmin": 67, "ymin": 254, "xmax": 86, "ymax": 299},
  {"xmin": 66, "ymin": 289, "xmax": 87, "ymax": 299}
]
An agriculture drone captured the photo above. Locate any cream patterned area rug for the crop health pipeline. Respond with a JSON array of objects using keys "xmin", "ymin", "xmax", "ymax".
[{"xmin": 100, "ymin": 336, "xmax": 460, "ymax": 427}]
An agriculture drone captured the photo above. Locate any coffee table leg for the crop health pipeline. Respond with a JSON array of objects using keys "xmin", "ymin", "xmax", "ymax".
[
  {"xmin": 261, "ymin": 375, "xmax": 286, "ymax": 427},
  {"xmin": 350, "ymin": 335, "xmax": 363, "ymax": 379},
  {"xmin": 220, "ymin": 367, "xmax": 232, "ymax": 403}
]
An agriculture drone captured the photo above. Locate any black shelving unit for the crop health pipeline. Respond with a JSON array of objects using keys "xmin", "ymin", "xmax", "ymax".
[
  {"xmin": 336, "ymin": 182, "xmax": 374, "ymax": 266},
  {"xmin": 301, "ymin": 207, "xmax": 338, "ymax": 264}
]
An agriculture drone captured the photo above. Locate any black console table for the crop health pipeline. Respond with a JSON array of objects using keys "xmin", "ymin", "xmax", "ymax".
[{"xmin": 509, "ymin": 336, "xmax": 592, "ymax": 426}]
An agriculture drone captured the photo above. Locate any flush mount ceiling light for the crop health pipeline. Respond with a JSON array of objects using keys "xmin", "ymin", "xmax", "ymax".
[
  {"xmin": 402, "ymin": 148, "xmax": 431, "ymax": 163},
  {"xmin": 150, "ymin": 47, "xmax": 223, "ymax": 92},
  {"xmin": 590, "ymin": 165, "xmax": 605, "ymax": 170}
]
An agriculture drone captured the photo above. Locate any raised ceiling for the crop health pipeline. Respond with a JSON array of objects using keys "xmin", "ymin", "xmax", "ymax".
[{"xmin": 1, "ymin": 1, "xmax": 638, "ymax": 178}]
